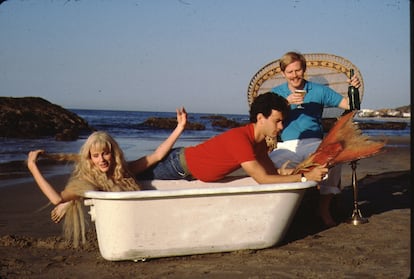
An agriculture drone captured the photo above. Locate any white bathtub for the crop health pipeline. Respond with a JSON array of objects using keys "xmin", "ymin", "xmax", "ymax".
[{"xmin": 84, "ymin": 176, "xmax": 316, "ymax": 261}]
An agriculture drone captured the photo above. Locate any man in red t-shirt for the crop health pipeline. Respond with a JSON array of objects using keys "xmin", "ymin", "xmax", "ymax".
[{"xmin": 138, "ymin": 92, "xmax": 328, "ymax": 184}]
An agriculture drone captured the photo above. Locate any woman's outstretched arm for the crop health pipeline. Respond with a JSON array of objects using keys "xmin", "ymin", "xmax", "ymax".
[
  {"xmin": 129, "ymin": 107, "xmax": 187, "ymax": 174},
  {"xmin": 27, "ymin": 150, "xmax": 77, "ymax": 205}
]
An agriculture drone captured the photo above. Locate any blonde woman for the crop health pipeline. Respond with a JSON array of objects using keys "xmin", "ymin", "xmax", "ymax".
[{"xmin": 27, "ymin": 107, "xmax": 187, "ymax": 247}]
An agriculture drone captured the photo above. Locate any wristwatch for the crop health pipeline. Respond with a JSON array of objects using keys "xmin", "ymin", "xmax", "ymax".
[{"xmin": 301, "ymin": 173, "xmax": 307, "ymax": 183}]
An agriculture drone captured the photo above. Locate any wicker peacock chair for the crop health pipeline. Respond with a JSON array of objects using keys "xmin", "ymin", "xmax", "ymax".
[{"xmin": 247, "ymin": 53, "xmax": 364, "ymax": 150}]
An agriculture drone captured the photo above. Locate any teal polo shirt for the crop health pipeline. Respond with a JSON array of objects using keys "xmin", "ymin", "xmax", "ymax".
[{"xmin": 271, "ymin": 81, "xmax": 343, "ymax": 141}]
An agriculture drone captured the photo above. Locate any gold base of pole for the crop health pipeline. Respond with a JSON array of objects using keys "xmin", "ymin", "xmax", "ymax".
[
  {"xmin": 347, "ymin": 160, "xmax": 369, "ymax": 226},
  {"xmin": 347, "ymin": 208, "xmax": 369, "ymax": 225}
]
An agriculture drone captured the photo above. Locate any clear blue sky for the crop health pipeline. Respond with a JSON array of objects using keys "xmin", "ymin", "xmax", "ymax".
[{"xmin": 0, "ymin": 0, "xmax": 410, "ymax": 114}]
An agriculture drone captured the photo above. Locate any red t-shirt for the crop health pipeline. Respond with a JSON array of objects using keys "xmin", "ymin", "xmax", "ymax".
[{"xmin": 184, "ymin": 124, "xmax": 268, "ymax": 182}]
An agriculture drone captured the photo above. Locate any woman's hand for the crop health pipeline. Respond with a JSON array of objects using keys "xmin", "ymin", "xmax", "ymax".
[
  {"xmin": 176, "ymin": 107, "xmax": 187, "ymax": 129},
  {"xmin": 51, "ymin": 201, "xmax": 72, "ymax": 223}
]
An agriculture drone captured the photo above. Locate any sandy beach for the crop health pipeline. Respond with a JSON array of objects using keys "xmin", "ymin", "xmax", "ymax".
[{"xmin": 0, "ymin": 135, "xmax": 411, "ymax": 279}]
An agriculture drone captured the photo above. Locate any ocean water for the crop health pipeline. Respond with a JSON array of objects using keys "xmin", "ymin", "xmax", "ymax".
[
  {"xmin": 1, "ymin": 109, "xmax": 411, "ymax": 164},
  {"xmin": 0, "ymin": 109, "xmax": 410, "ymax": 187}
]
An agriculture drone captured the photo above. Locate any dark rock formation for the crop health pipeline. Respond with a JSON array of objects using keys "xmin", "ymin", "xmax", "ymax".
[
  {"xmin": 141, "ymin": 115, "xmax": 247, "ymax": 131},
  {"xmin": 201, "ymin": 115, "xmax": 246, "ymax": 129},
  {"xmin": 0, "ymin": 97, "xmax": 92, "ymax": 140},
  {"xmin": 201, "ymin": 115, "xmax": 245, "ymax": 129},
  {"xmin": 211, "ymin": 118, "xmax": 242, "ymax": 129},
  {"xmin": 356, "ymin": 121, "xmax": 407, "ymax": 130},
  {"xmin": 321, "ymin": 116, "xmax": 408, "ymax": 132},
  {"xmin": 141, "ymin": 117, "xmax": 205, "ymax": 130}
]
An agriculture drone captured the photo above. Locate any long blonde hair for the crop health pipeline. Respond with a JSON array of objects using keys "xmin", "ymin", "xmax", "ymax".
[
  {"xmin": 43, "ymin": 131, "xmax": 141, "ymax": 247},
  {"xmin": 68, "ymin": 131, "xmax": 140, "ymax": 193}
]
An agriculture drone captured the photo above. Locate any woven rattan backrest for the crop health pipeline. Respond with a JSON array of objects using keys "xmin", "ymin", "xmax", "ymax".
[{"xmin": 247, "ymin": 53, "xmax": 364, "ymax": 118}]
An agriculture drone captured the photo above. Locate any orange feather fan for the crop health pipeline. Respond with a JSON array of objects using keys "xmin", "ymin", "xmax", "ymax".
[{"xmin": 294, "ymin": 111, "xmax": 386, "ymax": 174}]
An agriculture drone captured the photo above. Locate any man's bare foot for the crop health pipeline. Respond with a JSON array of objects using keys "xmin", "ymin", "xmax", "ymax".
[
  {"xmin": 51, "ymin": 201, "xmax": 72, "ymax": 223},
  {"xmin": 318, "ymin": 210, "xmax": 337, "ymax": 228}
]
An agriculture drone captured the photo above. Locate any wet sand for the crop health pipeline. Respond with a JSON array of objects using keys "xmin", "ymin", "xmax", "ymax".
[{"xmin": 0, "ymin": 136, "xmax": 411, "ymax": 278}]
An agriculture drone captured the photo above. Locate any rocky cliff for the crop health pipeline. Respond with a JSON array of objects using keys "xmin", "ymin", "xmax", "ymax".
[{"xmin": 0, "ymin": 97, "xmax": 92, "ymax": 140}]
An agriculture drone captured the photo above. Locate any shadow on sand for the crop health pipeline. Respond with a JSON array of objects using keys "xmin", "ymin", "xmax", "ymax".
[{"xmin": 281, "ymin": 170, "xmax": 410, "ymax": 245}]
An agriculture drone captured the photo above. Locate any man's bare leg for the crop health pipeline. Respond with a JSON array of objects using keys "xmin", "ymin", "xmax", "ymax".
[{"xmin": 319, "ymin": 193, "xmax": 337, "ymax": 228}]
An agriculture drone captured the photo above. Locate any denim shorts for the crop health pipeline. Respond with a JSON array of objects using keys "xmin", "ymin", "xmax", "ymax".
[{"xmin": 138, "ymin": 147, "xmax": 194, "ymax": 181}]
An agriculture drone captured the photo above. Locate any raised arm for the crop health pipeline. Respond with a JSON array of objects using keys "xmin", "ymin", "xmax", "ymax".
[
  {"xmin": 129, "ymin": 107, "xmax": 187, "ymax": 174},
  {"xmin": 27, "ymin": 150, "xmax": 77, "ymax": 205}
]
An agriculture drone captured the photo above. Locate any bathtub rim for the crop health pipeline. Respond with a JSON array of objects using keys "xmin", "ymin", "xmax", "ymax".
[{"xmin": 83, "ymin": 180, "xmax": 317, "ymax": 200}]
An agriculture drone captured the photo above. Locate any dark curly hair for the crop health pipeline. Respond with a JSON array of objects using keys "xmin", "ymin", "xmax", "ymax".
[{"xmin": 249, "ymin": 92, "xmax": 289, "ymax": 123}]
